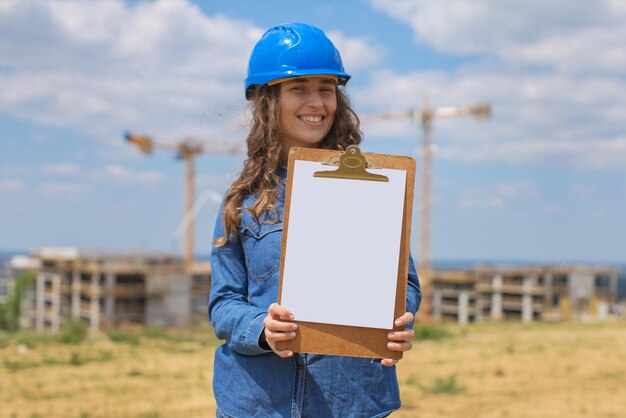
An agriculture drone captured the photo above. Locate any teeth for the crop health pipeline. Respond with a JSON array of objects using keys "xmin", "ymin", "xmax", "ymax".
[{"xmin": 301, "ymin": 115, "xmax": 322, "ymax": 123}]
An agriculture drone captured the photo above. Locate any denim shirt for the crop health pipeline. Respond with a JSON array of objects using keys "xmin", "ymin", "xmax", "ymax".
[{"xmin": 208, "ymin": 169, "xmax": 421, "ymax": 418}]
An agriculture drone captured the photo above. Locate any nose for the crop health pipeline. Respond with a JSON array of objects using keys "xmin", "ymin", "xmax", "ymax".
[{"xmin": 305, "ymin": 91, "xmax": 324, "ymax": 108}]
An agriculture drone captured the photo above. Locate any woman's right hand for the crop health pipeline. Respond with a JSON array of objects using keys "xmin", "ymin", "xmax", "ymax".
[{"xmin": 261, "ymin": 303, "xmax": 298, "ymax": 357}]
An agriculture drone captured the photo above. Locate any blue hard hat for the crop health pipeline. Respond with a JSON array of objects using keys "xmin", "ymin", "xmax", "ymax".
[{"xmin": 245, "ymin": 23, "xmax": 351, "ymax": 100}]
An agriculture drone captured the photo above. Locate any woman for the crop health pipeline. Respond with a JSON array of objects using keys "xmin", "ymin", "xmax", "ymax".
[{"xmin": 209, "ymin": 22, "xmax": 421, "ymax": 418}]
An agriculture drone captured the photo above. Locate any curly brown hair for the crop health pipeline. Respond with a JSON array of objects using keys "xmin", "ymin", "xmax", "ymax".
[{"xmin": 215, "ymin": 83, "xmax": 362, "ymax": 246}]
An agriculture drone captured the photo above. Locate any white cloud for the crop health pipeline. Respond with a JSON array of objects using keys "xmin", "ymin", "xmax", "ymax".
[
  {"xmin": 508, "ymin": 27, "xmax": 626, "ymax": 75},
  {"xmin": 570, "ymin": 185, "xmax": 595, "ymax": 202},
  {"xmin": 37, "ymin": 182, "xmax": 90, "ymax": 198},
  {"xmin": 356, "ymin": 67, "xmax": 626, "ymax": 169},
  {"xmin": 197, "ymin": 172, "xmax": 238, "ymax": 192},
  {"xmin": 495, "ymin": 181, "xmax": 538, "ymax": 198},
  {"xmin": 0, "ymin": 1, "xmax": 380, "ymax": 149},
  {"xmin": 0, "ymin": 1, "xmax": 256, "ymax": 143},
  {"xmin": 0, "ymin": 179, "xmax": 25, "ymax": 192},
  {"xmin": 28, "ymin": 132, "xmax": 49, "ymax": 143},
  {"xmin": 437, "ymin": 137, "xmax": 626, "ymax": 168},
  {"xmin": 0, "ymin": 1, "xmax": 18, "ymax": 13},
  {"xmin": 41, "ymin": 163, "xmax": 80, "ymax": 174},
  {"xmin": 34, "ymin": 163, "xmax": 165, "ymax": 187},
  {"xmin": 459, "ymin": 181, "xmax": 539, "ymax": 208},
  {"xmin": 590, "ymin": 208, "xmax": 606, "ymax": 218},
  {"xmin": 0, "ymin": 166, "xmax": 30, "ymax": 176},
  {"xmin": 362, "ymin": 1, "xmax": 626, "ymax": 170},
  {"xmin": 98, "ymin": 164, "xmax": 165, "ymax": 184},
  {"xmin": 359, "ymin": 69, "xmax": 626, "ymax": 136},
  {"xmin": 370, "ymin": 0, "xmax": 626, "ymax": 75},
  {"xmin": 328, "ymin": 31, "xmax": 384, "ymax": 72},
  {"xmin": 460, "ymin": 193, "xmax": 504, "ymax": 208}
]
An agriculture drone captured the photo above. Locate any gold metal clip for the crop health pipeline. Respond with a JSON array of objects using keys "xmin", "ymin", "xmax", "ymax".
[{"xmin": 314, "ymin": 145, "xmax": 388, "ymax": 182}]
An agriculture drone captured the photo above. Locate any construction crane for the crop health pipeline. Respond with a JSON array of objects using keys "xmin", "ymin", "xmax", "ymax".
[
  {"xmin": 124, "ymin": 132, "xmax": 242, "ymax": 267},
  {"xmin": 361, "ymin": 94, "xmax": 491, "ymax": 319}
]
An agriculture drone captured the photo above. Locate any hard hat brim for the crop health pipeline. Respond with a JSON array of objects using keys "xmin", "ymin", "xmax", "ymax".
[{"xmin": 246, "ymin": 70, "xmax": 350, "ymax": 100}]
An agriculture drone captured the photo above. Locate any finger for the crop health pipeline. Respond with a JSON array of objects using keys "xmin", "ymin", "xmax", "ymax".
[
  {"xmin": 265, "ymin": 330, "xmax": 297, "ymax": 342},
  {"xmin": 394, "ymin": 312, "xmax": 414, "ymax": 328},
  {"xmin": 381, "ymin": 358, "xmax": 399, "ymax": 367},
  {"xmin": 264, "ymin": 317, "xmax": 298, "ymax": 332},
  {"xmin": 268, "ymin": 303, "xmax": 295, "ymax": 321},
  {"xmin": 387, "ymin": 329, "xmax": 415, "ymax": 341},
  {"xmin": 268, "ymin": 302, "xmax": 294, "ymax": 319},
  {"xmin": 387, "ymin": 341, "xmax": 412, "ymax": 352},
  {"xmin": 273, "ymin": 349, "xmax": 294, "ymax": 358}
]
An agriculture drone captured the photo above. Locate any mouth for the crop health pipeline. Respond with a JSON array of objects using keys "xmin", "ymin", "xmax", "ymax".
[{"xmin": 299, "ymin": 115, "xmax": 324, "ymax": 124}]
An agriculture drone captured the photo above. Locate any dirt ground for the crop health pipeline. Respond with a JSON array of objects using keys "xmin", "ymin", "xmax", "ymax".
[{"xmin": 1, "ymin": 320, "xmax": 624, "ymax": 418}]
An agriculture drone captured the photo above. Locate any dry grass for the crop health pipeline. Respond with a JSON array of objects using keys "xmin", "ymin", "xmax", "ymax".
[
  {"xmin": 397, "ymin": 320, "xmax": 626, "ymax": 418},
  {"xmin": 1, "ymin": 320, "xmax": 625, "ymax": 418}
]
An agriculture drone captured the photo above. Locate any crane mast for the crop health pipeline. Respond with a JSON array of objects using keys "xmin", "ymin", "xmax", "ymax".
[
  {"xmin": 361, "ymin": 95, "xmax": 491, "ymax": 320},
  {"xmin": 125, "ymin": 132, "xmax": 240, "ymax": 267}
]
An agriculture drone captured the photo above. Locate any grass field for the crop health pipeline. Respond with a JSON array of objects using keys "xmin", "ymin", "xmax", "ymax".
[{"xmin": 1, "ymin": 320, "xmax": 625, "ymax": 418}]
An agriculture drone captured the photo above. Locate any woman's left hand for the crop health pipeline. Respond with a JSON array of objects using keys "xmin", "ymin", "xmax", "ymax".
[{"xmin": 381, "ymin": 312, "xmax": 415, "ymax": 367}]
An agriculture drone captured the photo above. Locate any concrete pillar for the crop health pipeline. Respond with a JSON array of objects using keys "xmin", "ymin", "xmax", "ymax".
[
  {"xmin": 35, "ymin": 272, "xmax": 45, "ymax": 331},
  {"xmin": 89, "ymin": 272, "xmax": 100, "ymax": 331},
  {"xmin": 458, "ymin": 291, "xmax": 469, "ymax": 325},
  {"xmin": 475, "ymin": 293, "xmax": 484, "ymax": 322},
  {"xmin": 559, "ymin": 296, "xmax": 570, "ymax": 319},
  {"xmin": 609, "ymin": 271, "xmax": 619, "ymax": 304},
  {"xmin": 105, "ymin": 272, "xmax": 116, "ymax": 327},
  {"xmin": 51, "ymin": 273, "xmax": 61, "ymax": 332},
  {"xmin": 597, "ymin": 300, "xmax": 609, "ymax": 320},
  {"xmin": 432, "ymin": 290, "xmax": 443, "ymax": 322},
  {"xmin": 522, "ymin": 275, "xmax": 534, "ymax": 323},
  {"xmin": 490, "ymin": 274, "xmax": 503, "ymax": 320},
  {"xmin": 71, "ymin": 271, "xmax": 80, "ymax": 318},
  {"xmin": 543, "ymin": 270, "xmax": 553, "ymax": 309}
]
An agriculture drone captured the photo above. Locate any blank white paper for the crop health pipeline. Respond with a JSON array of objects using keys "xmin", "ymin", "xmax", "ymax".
[{"xmin": 280, "ymin": 160, "xmax": 407, "ymax": 330}]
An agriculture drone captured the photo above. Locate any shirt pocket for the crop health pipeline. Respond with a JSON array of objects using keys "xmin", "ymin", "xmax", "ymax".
[{"xmin": 240, "ymin": 221, "xmax": 283, "ymax": 282}]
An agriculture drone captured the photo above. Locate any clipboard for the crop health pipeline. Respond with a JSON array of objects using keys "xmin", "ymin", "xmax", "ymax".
[{"xmin": 276, "ymin": 145, "xmax": 416, "ymax": 359}]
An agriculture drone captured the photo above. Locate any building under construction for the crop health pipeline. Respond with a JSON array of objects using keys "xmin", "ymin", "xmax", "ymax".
[
  {"xmin": 429, "ymin": 264, "xmax": 620, "ymax": 324},
  {"xmin": 6, "ymin": 247, "xmax": 621, "ymax": 332},
  {"xmin": 15, "ymin": 248, "xmax": 210, "ymax": 332}
]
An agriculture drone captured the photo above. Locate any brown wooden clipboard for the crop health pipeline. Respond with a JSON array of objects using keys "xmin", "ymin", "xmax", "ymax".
[{"xmin": 276, "ymin": 145, "xmax": 416, "ymax": 359}]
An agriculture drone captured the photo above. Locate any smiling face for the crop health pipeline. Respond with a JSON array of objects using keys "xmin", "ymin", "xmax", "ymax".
[{"xmin": 277, "ymin": 76, "xmax": 338, "ymax": 151}]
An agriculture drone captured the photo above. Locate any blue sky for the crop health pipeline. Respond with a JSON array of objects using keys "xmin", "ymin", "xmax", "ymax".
[{"xmin": 1, "ymin": 0, "xmax": 625, "ymax": 263}]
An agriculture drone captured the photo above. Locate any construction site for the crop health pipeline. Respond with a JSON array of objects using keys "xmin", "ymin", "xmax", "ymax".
[
  {"xmin": 13, "ymin": 248, "xmax": 210, "ymax": 332},
  {"xmin": 427, "ymin": 264, "xmax": 619, "ymax": 324},
  {"xmin": 2, "ymin": 248, "xmax": 618, "ymax": 333},
  {"xmin": 3, "ymin": 100, "xmax": 624, "ymax": 332}
]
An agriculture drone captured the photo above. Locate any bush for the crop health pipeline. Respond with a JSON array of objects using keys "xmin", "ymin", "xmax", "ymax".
[
  {"xmin": 14, "ymin": 331, "xmax": 58, "ymax": 347},
  {"xmin": 0, "ymin": 271, "xmax": 35, "ymax": 331},
  {"xmin": 142, "ymin": 326, "xmax": 168, "ymax": 340},
  {"xmin": 0, "ymin": 331, "xmax": 10, "ymax": 348},
  {"xmin": 413, "ymin": 323, "xmax": 449, "ymax": 341},
  {"xmin": 0, "ymin": 304, "xmax": 7, "ymax": 330},
  {"xmin": 70, "ymin": 352, "xmax": 84, "ymax": 366},
  {"xmin": 107, "ymin": 329, "xmax": 140, "ymax": 345},
  {"xmin": 425, "ymin": 375, "xmax": 463, "ymax": 395},
  {"xmin": 60, "ymin": 319, "xmax": 88, "ymax": 344}
]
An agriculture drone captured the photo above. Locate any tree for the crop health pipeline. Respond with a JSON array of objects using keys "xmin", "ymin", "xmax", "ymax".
[{"xmin": 0, "ymin": 270, "xmax": 35, "ymax": 331}]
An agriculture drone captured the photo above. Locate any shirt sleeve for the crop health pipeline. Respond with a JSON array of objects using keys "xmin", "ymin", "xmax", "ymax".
[
  {"xmin": 405, "ymin": 254, "xmax": 422, "ymax": 329},
  {"xmin": 208, "ymin": 204, "xmax": 272, "ymax": 356}
]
